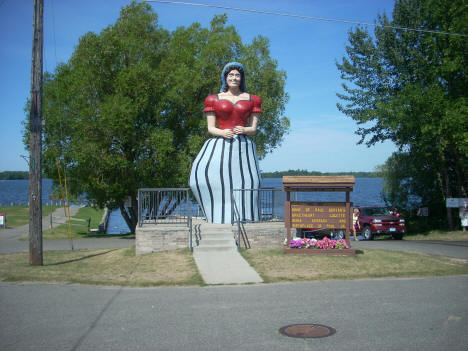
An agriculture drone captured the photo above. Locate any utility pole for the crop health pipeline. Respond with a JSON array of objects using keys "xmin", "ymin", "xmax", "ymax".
[{"xmin": 29, "ymin": 0, "xmax": 44, "ymax": 265}]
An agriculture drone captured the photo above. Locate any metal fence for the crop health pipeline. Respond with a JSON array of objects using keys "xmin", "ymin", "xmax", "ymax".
[
  {"xmin": 137, "ymin": 187, "xmax": 285, "ymax": 251},
  {"xmin": 138, "ymin": 188, "xmax": 202, "ymax": 251},
  {"xmin": 138, "ymin": 188, "xmax": 197, "ymax": 226},
  {"xmin": 231, "ymin": 188, "xmax": 284, "ymax": 249},
  {"xmin": 231, "ymin": 188, "xmax": 284, "ymax": 223}
]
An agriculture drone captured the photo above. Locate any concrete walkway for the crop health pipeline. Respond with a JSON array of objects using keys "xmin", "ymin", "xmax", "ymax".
[{"xmin": 192, "ymin": 222, "xmax": 263, "ymax": 284}]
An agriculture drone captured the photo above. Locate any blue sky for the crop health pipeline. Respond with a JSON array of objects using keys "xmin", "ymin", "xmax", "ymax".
[{"xmin": 0, "ymin": 0, "xmax": 397, "ymax": 173}]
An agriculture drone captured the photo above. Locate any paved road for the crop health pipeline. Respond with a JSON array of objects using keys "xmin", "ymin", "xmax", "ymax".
[
  {"xmin": 1, "ymin": 275, "xmax": 467, "ymax": 351},
  {"xmin": 1, "ymin": 217, "xmax": 468, "ymax": 350}
]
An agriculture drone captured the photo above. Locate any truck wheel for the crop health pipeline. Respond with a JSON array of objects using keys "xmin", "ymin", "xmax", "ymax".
[
  {"xmin": 362, "ymin": 226, "xmax": 373, "ymax": 240},
  {"xmin": 392, "ymin": 233, "xmax": 403, "ymax": 240}
]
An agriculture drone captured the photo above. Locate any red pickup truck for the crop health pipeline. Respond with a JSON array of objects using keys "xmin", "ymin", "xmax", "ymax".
[
  {"xmin": 296, "ymin": 206, "xmax": 406, "ymax": 241},
  {"xmin": 355, "ymin": 206, "xmax": 406, "ymax": 240}
]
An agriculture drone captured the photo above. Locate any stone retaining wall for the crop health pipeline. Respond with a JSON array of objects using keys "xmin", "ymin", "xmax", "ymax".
[
  {"xmin": 136, "ymin": 224, "xmax": 189, "ymax": 255},
  {"xmin": 136, "ymin": 220, "xmax": 287, "ymax": 254},
  {"xmin": 233, "ymin": 221, "xmax": 287, "ymax": 248}
]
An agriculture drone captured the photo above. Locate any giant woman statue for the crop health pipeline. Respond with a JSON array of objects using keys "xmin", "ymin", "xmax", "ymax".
[{"xmin": 189, "ymin": 62, "xmax": 262, "ymax": 223}]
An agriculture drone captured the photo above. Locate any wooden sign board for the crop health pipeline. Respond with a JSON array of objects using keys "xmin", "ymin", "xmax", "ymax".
[
  {"xmin": 290, "ymin": 202, "xmax": 352, "ymax": 229},
  {"xmin": 283, "ymin": 176, "xmax": 355, "ymax": 249}
]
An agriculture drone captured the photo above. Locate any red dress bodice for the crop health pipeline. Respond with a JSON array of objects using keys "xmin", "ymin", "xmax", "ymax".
[{"xmin": 203, "ymin": 94, "xmax": 263, "ymax": 130}]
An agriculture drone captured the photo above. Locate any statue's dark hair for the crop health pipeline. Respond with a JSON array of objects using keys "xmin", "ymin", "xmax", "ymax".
[{"xmin": 220, "ymin": 62, "xmax": 247, "ymax": 92}]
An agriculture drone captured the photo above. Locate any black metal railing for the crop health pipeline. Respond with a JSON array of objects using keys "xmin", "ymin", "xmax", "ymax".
[
  {"xmin": 138, "ymin": 188, "xmax": 193, "ymax": 225},
  {"xmin": 231, "ymin": 188, "xmax": 284, "ymax": 249},
  {"xmin": 138, "ymin": 188, "xmax": 203, "ymax": 251},
  {"xmin": 231, "ymin": 188, "xmax": 284, "ymax": 224}
]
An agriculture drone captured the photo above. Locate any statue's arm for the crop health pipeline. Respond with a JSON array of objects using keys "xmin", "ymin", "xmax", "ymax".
[
  {"xmin": 207, "ymin": 112, "xmax": 234, "ymax": 139},
  {"xmin": 233, "ymin": 114, "xmax": 258, "ymax": 136}
]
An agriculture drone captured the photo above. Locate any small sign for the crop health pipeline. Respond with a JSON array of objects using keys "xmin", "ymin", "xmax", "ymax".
[
  {"xmin": 447, "ymin": 198, "xmax": 468, "ymax": 208},
  {"xmin": 0, "ymin": 213, "xmax": 4, "ymax": 227}
]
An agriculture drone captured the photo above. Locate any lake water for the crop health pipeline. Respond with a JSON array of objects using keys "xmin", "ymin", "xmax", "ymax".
[
  {"xmin": 261, "ymin": 178, "xmax": 385, "ymax": 206},
  {"xmin": 0, "ymin": 179, "xmax": 55, "ymax": 206},
  {"xmin": 0, "ymin": 177, "xmax": 385, "ymax": 234}
]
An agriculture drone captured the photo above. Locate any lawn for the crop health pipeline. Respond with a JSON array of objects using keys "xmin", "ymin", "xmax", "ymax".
[
  {"xmin": 0, "ymin": 205, "xmax": 59, "ymax": 228},
  {"xmin": 404, "ymin": 230, "xmax": 468, "ymax": 241},
  {"xmin": 1, "ymin": 246, "xmax": 467, "ymax": 286},
  {"xmin": 240, "ymin": 248, "xmax": 468, "ymax": 283},
  {"xmin": 0, "ymin": 247, "xmax": 203, "ymax": 287},
  {"xmin": 41, "ymin": 206, "xmax": 112, "ymax": 240}
]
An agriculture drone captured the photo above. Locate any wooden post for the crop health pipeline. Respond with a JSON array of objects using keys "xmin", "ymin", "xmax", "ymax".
[
  {"xmin": 286, "ymin": 191, "xmax": 291, "ymax": 243},
  {"xmin": 29, "ymin": 0, "xmax": 44, "ymax": 265}
]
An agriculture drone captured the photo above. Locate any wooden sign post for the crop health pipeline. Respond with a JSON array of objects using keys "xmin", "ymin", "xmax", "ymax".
[{"xmin": 283, "ymin": 176, "xmax": 355, "ymax": 255}]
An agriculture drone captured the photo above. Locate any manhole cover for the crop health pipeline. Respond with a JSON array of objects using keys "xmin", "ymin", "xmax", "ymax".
[{"xmin": 279, "ymin": 324, "xmax": 336, "ymax": 338}]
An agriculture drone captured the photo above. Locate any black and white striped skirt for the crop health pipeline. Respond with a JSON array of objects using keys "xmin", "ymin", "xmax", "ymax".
[{"xmin": 189, "ymin": 135, "xmax": 261, "ymax": 224}]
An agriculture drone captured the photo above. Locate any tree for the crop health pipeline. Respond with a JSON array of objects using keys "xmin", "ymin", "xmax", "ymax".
[
  {"xmin": 336, "ymin": 0, "xmax": 467, "ymax": 228},
  {"xmin": 34, "ymin": 2, "xmax": 289, "ymax": 232}
]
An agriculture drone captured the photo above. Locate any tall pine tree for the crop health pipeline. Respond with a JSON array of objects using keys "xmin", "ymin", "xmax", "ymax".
[{"xmin": 336, "ymin": 0, "xmax": 467, "ymax": 228}]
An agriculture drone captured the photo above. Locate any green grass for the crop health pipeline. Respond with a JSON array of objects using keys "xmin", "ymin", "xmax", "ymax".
[
  {"xmin": 0, "ymin": 205, "xmax": 59, "ymax": 228},
  {"xmin": 1, "ymin": 246, "xmax": 467, "ymax": 287},
  {"xmin": 404, "ymin": 230, "xmax": 468, "ymax": 241},
  {"xmin": 240, "ymin": 248, "xmax": 468, "ymax": 283},
  {"xmin": 41, "ymin": 206, "xmax": 130, "ymax": 240},
  {"xmin": 0, "ymin": 247, "xmax": 203, "ymax": 287}
]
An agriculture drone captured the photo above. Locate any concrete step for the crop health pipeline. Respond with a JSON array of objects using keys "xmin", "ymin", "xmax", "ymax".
[
  {"xmin": 191, "ymin": 220, "xmax": 263, "ymax": 284},
  {"xmin": 199, "ymin": 233, "xmax": 233, "ymax": 240},
  {"xmin": 193, "ymin": 223, "xmax": 237, "ymax": 251},
  {"xmin": 200, "ymin": 228, "xmax": 232, "ymax": 235},
  {"xmin": 199, "ymin": 238, "xmax": 235, "ymax": 246}
]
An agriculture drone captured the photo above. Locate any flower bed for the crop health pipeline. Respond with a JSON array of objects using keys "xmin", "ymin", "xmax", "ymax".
[{"xmin": 283, "ymin": 237, "xmax": 355, "ymax": 256}]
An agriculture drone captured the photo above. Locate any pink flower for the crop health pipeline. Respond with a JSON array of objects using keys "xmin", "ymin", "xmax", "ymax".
[{"xmin": 289, "ymin": 237, "xmax": 350, "ymax": 249}]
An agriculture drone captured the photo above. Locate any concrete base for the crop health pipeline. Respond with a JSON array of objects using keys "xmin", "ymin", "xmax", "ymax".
[
  {"xmin": 135, "ymin": 224, "xmax": 189, "ymax": 255},
  {"xmin": 232, "ymin": 221, "xmax": 286, "ymax": 248}
]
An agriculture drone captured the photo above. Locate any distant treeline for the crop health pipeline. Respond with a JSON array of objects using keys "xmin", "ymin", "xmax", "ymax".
[
  {"xmin": 261, "ymin": 169, "xmax": 381, "ymax": 178},
  {"xmin": 0, "ymin": 171, "xmax": 29, "ymax": 180},
  {"xmin": 1, "ymin": 169, "xmax": 380, "ymax": 180}
]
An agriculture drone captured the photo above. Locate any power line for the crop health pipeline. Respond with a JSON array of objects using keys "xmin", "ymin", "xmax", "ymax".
[{"xmin": 145, "ymin": 0, "xmax": 468, "ymax": 38}]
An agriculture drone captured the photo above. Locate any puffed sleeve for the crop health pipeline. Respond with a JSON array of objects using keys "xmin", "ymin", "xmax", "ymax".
[
  {"xmin": 203, "ymin": 95, "xmax": 217, "ymax": 113},
  {"xmin": 251, "ymin": 95, "xmax": 263, "ymax": 114}
]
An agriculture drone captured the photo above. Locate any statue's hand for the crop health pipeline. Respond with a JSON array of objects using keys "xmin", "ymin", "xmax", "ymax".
[
  {"xmin": 222, "ymin": 129, "xmax": 234, "ymax": 139},
  {"xmin": 233, "ymin": 126, "xmax": 245, "ymax": 134}
]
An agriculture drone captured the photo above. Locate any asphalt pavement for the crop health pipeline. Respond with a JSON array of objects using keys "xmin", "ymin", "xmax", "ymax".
[
  {"xmin": 1, "ymin": 214, "xmax": 468, "ymax": 350},
  {"xmin": 1, "ymin": 275, "xmax": 467, "ymax": 351}
]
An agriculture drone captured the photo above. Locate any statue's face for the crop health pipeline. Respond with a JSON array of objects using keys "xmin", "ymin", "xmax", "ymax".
[{"xmin": 226, "ymin": 69, "xmax": 242, "ymax": 89}]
